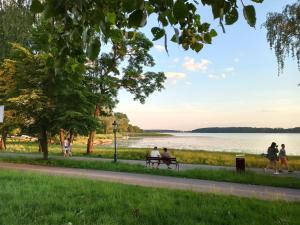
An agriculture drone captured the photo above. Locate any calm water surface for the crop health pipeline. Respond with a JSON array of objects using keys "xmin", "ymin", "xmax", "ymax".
[{"xmin": 115, "ymin": 133, "xmax": 300, "ymax": 155}]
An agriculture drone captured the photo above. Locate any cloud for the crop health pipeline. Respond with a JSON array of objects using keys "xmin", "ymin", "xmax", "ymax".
[
  {"xmin": 182, "ymin": 57, "xmax": 211, "ymax": 72},
  {"xmin": 234, "ymin": 57, "xmax": 240, "ymax": 63},
  {"xmin": 165, "ymin": 72, "xmax": 186, "ymax": 79},
  {"xmin": 208, "ymin": 74, "xmax": 219, "ymax": 79},
  {"xmin": 165, "ymin": 72, "xmax": 187, "ymax": 86},
  {"xmin": 224, "ymin": 67, "xmax": 235, "ymax": 73},
  {"xmin": 171, "ymin": 80, "xmax": 177, "ymax": 85},
  {"xmin": 154, "ymin": 44, "xmax": 165, "ymax": 52},
  {"xmin": 173, "ymin": 57, "xmax": 179, "ymax": 63},
  {"xmin": 207, "ymin": 67, "xmax": 234, "ymax": 79},
  {"xmin": 185, "ymin": 81, "xmax": 192, "ymax": 85}
]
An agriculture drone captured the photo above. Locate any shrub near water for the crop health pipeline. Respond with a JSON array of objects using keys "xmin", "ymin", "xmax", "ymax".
[{"xmin": 0, "ymin": 170, "xmax": 300, "ymax": 225}]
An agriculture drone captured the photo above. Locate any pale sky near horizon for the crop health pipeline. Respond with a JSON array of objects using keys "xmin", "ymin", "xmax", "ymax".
[{"xmin": 115, "ymin": 0, "xmax": 300, "ymax": 131}]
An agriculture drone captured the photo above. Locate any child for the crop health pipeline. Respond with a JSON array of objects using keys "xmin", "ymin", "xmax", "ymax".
[{"xmin": 279, "ymin": 144, "xmax": 292, "ymax": 172}]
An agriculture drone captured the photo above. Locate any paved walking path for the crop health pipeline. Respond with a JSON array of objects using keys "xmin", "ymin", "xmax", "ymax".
[
  {"xmin": 0, "ymin": 162, "xmax": 300, "ymax": 202},
  {"xmin": 0, "ymin": 152, "xmax": 299, "ymax": 178}
]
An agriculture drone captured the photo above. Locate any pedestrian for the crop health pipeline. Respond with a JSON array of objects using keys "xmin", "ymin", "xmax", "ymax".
[
  {"xmin": 63, "ymin": 138, "xmax": 71, "ymax": 157},
  {"xmin": 265, "ymin": 142, "xmax": 279, "ymax": 174},
  {"xmin": 278, "ymin": 144, "xmax": 292, "ymax": 172}
]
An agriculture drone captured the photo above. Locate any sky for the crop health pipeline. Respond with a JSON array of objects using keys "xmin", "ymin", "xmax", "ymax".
[{"xmin": 115, "ymin": 0, "xmax": 300, "ymax": 131}]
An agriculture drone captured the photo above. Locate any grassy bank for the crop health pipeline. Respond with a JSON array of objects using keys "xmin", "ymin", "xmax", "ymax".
[
  {"xmin": 0, "ymin": 170, "xmax": 299, "ymax": 225},
  {"xmin": 1, "ymin": 156, "xmax": 300, "ymax": 189},
  {"xmin": 4, "ymin": 140, "xmax": 300, "ymax": 170}
]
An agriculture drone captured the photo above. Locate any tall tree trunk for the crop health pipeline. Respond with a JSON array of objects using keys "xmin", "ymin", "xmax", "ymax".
[
  {"xmin": 69, "ymin": 129, "xmax": 74, "ymax": 144},
  {"xmin": 0, "ymin": 138, "xmax": 3, "ymax": 150},
  {"xmin": 0, "ymin": 129, "xmax": 7, "ymax": 150},
  {"xmin": 59, "ymin": 129, "xmax": 65, "ymax": 153},
  {"xmin": 86, "ymin": 105, "xmax": 100, "ymax": 154},
  {"xmin": 38, "ymin": 138, "xmax": 42, "ymax": 152},
  {"xmin": 40, "ymin": 128, "xmax": 48, "ymax": 160}
]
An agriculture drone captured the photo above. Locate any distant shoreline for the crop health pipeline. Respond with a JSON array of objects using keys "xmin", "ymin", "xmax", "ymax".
[{"xmin": 144, "ymin": 127, "xmax": 300, "ymax": 134}]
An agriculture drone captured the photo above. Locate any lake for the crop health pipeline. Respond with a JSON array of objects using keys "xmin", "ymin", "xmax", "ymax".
[{"xmin": 114, "ymin": 133, "xmax": 300, "ymax": 155}]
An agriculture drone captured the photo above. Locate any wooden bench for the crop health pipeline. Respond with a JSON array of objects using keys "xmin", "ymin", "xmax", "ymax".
[{"xmin": 146, "ymin": 157, "xmax": 179, "ymax": 171}]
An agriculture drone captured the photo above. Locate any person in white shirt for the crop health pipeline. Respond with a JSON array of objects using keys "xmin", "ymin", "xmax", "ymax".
[
  {"xmin": 63, "ymin": 138, "xmax": 72, "ymax": 157},
  {"xmin": 150, "ymin": 146, "xmax": 161, "ymax": 168}
]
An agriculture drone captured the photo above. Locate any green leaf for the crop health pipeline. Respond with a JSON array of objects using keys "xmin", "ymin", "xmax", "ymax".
[
  {"xmin": 173, "ymin": 0, "xmax": 189, "ymax": 21},
  {"xmin": 251, "ymin": 0, "xmax": 264, "ymax": 3},
  {"xmin": 107, "ymin": 12, "xmax": 116, "ymax": 24},
  {"xmin": 87, "ymin": 38, "xmax": 101, "ymax": 61},
  {"xmin": 210, "ymin": 29, "xmax": 217, "ymax": 37},
  {"xmin": 225, "ymin": 7, "xmax": 238, "ymax": 25},
  {"xmin": 30, "ymin": 0, "xmax": 44, "ymax": 13},
  {"xmin": 110, "ymin": 29, "xmax": 123, "ymax": 42},
  {"xmin": 243, "ymin": 5, "xmax": 256, "ymax": 27},
  {"xmin": 203, "ymin": 33, "xmax": 212, "ymax": 44},
  {"xmin": 128, "ymin": 10, "xmax": 147, "ymax": 27},
  {"xmin": 126, "ymin": 31, "xmax": 136, "ymax": 39},
  {"xmin": 192, "ymin": 42, "xmax": 203, "ymax": 52},
  {"xmin": 151, "ymin": 27, "xmax": 165, "ymax": 41},
  {"xmin": 123, "ymin": 0, "xmax": 144, "ymax": 12}
]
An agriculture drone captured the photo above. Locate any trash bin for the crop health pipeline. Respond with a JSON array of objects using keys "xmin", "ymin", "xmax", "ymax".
[{"xmin": 236, "ymin": 154, "xmax": 245, "ymax": 172}]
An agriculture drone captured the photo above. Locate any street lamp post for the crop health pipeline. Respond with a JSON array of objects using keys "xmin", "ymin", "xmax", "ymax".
[{"xmin": 112, "ymin": 120, "xmax": 118, "ymax": 163}]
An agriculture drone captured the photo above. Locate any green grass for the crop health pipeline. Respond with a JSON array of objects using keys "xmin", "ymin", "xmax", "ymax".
[
  {"xmin": 4, "ymin": 140, "xmax": 300, "ymax": 170},
  {"xmin": 1, "ymin": 156, "xmax": 300, "ymax": 189},
  {"xmin": 0, "ymin": 170, "xmax": 299, "ymax": 225}
]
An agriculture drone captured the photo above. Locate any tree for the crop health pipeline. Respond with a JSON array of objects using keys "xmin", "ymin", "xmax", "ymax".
[
  {"xmin": 0, "ymin": 0, "xmax": 33, "ymax": 148},
  {"xmin": 29, "ymin": 0, "xmax": 264, "ymax": 66},
  {"xmin": 127, "ymin": 124, "xmax": 143, "ymax": 133},
  {"xmin": 0, "ymin": 0, "xmax": 33, "ymax": 60},
  {"xmin": 1, "ymin": 43, "xmax": 99, "ymax": 159},
  {"xmin": 264, "ymin": 1, "xmax": 300, "ymax": 74},
  {"xmin": 0, "ymin": 58, "xmax": 24, "ymax": 149},
  {"xmin": 85, "ymin": 33, "xmax": 165, "ymax": 153},
  {"xmin": 114, "ymin": 113, "xmax": 129, "ymax": 133}
]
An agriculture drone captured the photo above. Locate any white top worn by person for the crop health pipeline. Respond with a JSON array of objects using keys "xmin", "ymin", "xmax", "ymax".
[{"xmin": 150, "ymin": 147, "xmax": 161, "ymax": 158}]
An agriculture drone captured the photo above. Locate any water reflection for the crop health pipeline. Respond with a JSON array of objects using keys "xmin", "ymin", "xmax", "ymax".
[{"xmin": 109, "ymin": 133, "xmax": 300, "ymax": 155}]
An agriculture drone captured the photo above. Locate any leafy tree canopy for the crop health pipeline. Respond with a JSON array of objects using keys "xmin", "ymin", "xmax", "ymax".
[
  {"xmin": 29, "ymin": 0, "xmax": 264, "ymax": 67},
  {"xmin": 0, "ymin": 0, "xmax": 33, "ymax": 60},
  {"xmin": 264, "ymin": 1, "xmax": 300, "ymax": 74}
]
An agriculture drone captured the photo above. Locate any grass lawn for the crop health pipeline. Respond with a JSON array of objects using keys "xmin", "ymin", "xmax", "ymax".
[
  {"xmin": 4, "ymin": 140, "xmax": 300, "ymax": 170},
  {"xmin": 0, "ymin": 170, "xmax": 299, "ymax": 225},
  {"xmin": 1, "ymin": 156, "xmax": 300, "ymax": 189}
]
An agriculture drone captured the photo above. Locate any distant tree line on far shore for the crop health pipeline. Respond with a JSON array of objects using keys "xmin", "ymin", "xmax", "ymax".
[{"xmin": 191, "ymin": 127, "xmax": 300, "ymax": 133}]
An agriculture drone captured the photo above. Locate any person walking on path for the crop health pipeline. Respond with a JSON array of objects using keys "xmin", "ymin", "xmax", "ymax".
[
  {"xmin": 161, "ymin": 148, "xmax": 172, "ymax": 169},
  {"xmin": 279, "ymin": 144, "xmax": 292, "ymax": 173},
  {"xmin": 265, "ymin": 142, "xmax": 279, "ymax": 174},
  {"xmin": 63, "ymin": 138, "xmax": 72, "ymax": 157}
]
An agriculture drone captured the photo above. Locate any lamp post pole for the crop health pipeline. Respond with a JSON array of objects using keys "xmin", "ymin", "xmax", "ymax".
[{"xmin": 112, "ymin": 120, "xmax": 118, "ymax": 163}]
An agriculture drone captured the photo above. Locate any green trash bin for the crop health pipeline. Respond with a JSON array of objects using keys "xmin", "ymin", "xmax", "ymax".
[{"xmin": 236, "ymin": 154, "xmax": 245, "ymax": 172}]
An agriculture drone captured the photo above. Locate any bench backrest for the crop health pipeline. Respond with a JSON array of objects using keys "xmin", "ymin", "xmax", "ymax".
[{"xmin": 146, "ymin": 157, "xmax": 177, "ymax": 162}]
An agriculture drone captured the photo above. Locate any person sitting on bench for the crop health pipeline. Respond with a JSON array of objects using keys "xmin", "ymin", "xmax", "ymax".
[
  {"xmin": 150, "ymin": 146, "xmax": 161, "ymax": 168},
  {"xmin": 161, "ymin": 148, "xmax": 172, "ymax": 169}
]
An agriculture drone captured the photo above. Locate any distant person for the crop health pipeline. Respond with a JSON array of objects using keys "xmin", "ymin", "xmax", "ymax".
[
  {"xmin": 265, "ymin": 142, "xmax": 279, "ymax": 174},
  {"xmin": 63, "ymin": 138, "xmax": 72, "ymax": 157},
  {"xmin": 279, "ymin": 144, "xmax": 292, "ymax": 172},
  {"xmin": 150, "ymin": 146, "xmax": 161, "ymax": 168},
  {"xmin": 68, "ymin": 138, "xmax": 72, "ymax": 157},
  {"xmin": 162, "ymin": 148, "xmax": 172, "ymax": 169}
]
